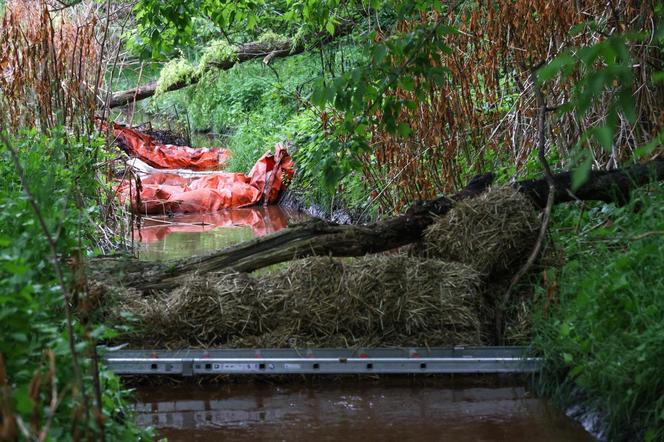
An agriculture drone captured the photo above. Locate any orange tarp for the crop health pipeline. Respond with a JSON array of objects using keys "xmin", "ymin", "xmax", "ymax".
[
  {"xmin": 111, "ymin": 123, "xmax": 231, "ymax": 171},
  {"xmin": 117, "ymin": 143, "xmax": 295, "ymax": 215}
]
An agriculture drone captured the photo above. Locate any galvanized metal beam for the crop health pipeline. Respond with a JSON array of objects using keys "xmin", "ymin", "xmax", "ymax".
[{"xmin": 101, "ymin": 346, "xmax": 541, "ymax": 376}]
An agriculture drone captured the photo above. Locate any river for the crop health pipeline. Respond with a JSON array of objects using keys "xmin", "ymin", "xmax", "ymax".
[
  {"xmin": 133, "ymin": 206, "xmax": 309, "ymax": 261},
  {"xmin": 134, "ymin": 377, "xmax": 593, "ymax": 441},
  {"xmin": 129, "ymin": 209, "xmax": 594, "ymax": 441}
]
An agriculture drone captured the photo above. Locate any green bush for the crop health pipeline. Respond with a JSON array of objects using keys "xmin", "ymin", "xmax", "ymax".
[
  {"xmin": 532, "ymin": 184, "xmax": 664, "ymax": 442},
  {"xmin": 0, "ymin": 129, "xmax": 148, "ymax": 441}
]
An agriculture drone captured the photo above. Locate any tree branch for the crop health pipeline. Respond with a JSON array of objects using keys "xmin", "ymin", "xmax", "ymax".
[{"xmin": 107, "ymin": 29, "xmax": 349, "ymax": 108}]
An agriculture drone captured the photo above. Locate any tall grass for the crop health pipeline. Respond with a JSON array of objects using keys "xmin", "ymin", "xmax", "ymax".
[{"xmin": 532, "ymin": 183, "xmax": 664, "ymax": 442}]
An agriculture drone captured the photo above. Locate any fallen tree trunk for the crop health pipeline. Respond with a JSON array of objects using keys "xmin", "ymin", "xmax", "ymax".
[
  {"xmin": 102, "ymin": 159, "xmax": 663, "ymax": 291},
  {"xmin": 108, "ymin": 40, "xmax": 295, "ymax": 108},
  {"xmin": 108, "ymin": 32, "xmax": 345, "ymax": 108}
]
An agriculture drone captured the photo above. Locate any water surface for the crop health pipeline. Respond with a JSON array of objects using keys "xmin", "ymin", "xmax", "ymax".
[
  {"xmin": 134, "ymin": 206, "xmax": 309, "ymax": 261},
  {"xmin": 134, "ymin": 378, "xmax": 594, "ymax": 442}
]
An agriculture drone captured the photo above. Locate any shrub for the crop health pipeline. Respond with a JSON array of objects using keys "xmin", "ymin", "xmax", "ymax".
[{"xmin": 0, "ymin": 129, "xmax": 148, "ymax": 440}]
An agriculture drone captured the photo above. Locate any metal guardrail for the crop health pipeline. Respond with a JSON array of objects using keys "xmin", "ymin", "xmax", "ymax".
[{"xmin": 101, "ymin": 346, "xmax": 541, "ymax": 376}]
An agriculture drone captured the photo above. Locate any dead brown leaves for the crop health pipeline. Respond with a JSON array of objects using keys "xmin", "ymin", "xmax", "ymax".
[
  {"xmin": 0, "ymin": 0, "xmax": 100, "ymax": 133},
  {"xmin": 364, "ymin": 0, "xmax": 663, "ymax": 214}
]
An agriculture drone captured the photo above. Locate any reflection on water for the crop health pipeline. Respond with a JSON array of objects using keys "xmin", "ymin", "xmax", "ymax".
[
  {"xmin": 134, "ymin": 379, "xmax": 594, "ymax": 442},
  {"xmin": 134, "ymin": 206, "xmax": 309, "ymax": 261}
]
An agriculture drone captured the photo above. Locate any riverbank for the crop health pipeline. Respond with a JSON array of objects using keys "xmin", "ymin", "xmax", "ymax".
[{"xmin": 531, "ymin": 183, "xmax": 664, "ymax": 441}]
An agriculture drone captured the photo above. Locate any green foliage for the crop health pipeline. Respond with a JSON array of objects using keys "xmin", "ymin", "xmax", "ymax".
[
  {"xmin": 305, "ymin": 7, "xmax": 456, "ymax": 187},
  {"xmin": 131, "ymin": 0, "xmax": 457, "ymax": 188},
  {"xmin": 532, "ymin": 185, "xmax": 664, "ymax": 441},
  {"xmin": 131, "ymin": 0, "xmax": 273, "ymax": 58},
  {"xmin": 155, "ymin": 57, "xmax": 196, "ymax": 95},
  {"xmin": 0, "ymin": 129, "xmax": 148, "ymax": 440}
]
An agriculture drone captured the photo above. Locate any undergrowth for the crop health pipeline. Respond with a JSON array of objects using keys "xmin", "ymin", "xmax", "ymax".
[
  {"xmin": 0, "ymin": 129, "xmax": 149, "ymax": 440},
  {"xmin": 532, "ymin": 183, "xmax": 664, "ymax": 442}
]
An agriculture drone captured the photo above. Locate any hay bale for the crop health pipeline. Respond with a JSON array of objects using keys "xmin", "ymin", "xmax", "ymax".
[
  {"xmin": 267, "ymin": 256, "xmax": 483, "ymax": 347},
  {"xmin": 115, "ymin": 256, "xmax": 484, "ymax": 348},
  {"xmin": 113, "ymin": 272, "xmax": 270, "ymax": 348},
  {"xmin": 422, "ymin": 187, "xmax": 540, "ymax": 276}
]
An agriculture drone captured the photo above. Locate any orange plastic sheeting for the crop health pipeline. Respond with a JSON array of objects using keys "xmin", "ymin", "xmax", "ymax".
[
  {"xmin": 111, "ymin": 123, "xmax": 230, "ymax": 171},
  {"xmin": 117, "ymin": 144, "xmax": 295, "ymax": 215},
  {"xmin": 134, "ymin": 207, "xmax": 295, "ymax": 243}
]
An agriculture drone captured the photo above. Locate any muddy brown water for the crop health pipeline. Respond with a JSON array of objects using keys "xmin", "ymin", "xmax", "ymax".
[
  {"xmin": 134, "ymin": 378, "xmax": 594, "ymax": 441},
  {"xmin": 130, "ymin": 210, "xmax": 593, "ymax": 441}
]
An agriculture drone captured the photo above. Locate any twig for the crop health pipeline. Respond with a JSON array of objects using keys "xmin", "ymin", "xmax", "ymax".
[
  {"xmin": 496, "ymin": 65, "xmax": 556, "ymax": 344},
  {"xmin": 93, "ymin": 0, "xmax": 112, "ymax": 111},
  {"xmin": 128, "ymin": 61, "xmax": 145, "ymax": 129},
  {"xmin": 38, "ymin": 351, "xmax": 60, "ymax": 442},
  {"xmin": 631, "ymin": 230, "xmax": 664, "ymax": 240}
]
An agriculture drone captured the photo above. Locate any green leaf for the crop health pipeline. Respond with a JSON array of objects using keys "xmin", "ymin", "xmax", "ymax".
[
  {"xmin": 2, "ymin": 261, "xmax": 29, "ymax": 276},
  {"xmin": 15, "ymin": 385, "xmax": 34, "ymax": 414},
  {"xmin": 247, "ymin": 14, "xmax": 257, "ymax": 30},
  {"xmin": 397, "ymin": 122, "xmax": 411, "ymax": 137},
  {"xmin": 618, "ymin": 89, "xmax": 637, "ymax": 123},
  {"xmin": 593, "ymin": 124, "xmax": 614, "ymax": 152},
  {"xmin": 572, "ymin": 153, "xmax": 593, "ymax": 191},
  {"xmin": 11, "ymin": 332, "xmax": 28, "ymax": 343},
  {"xmin": 569, "ymin": 365, "xmax": 584, "ymax": 378},
  {"xmin": 372, "ymin": 44, "xmax": 388, "ymax": 63},
  {"xmin": 634, "ymin": 131, "xmax": 664, "ymax": 157},
  {"xmin": 538, "ymin": 53, "xmax": 575, "ymax": 82},
  {"xmin": 311, "ymin": 81, "xmax": 327, "ymax": 107},
  {"xmin": 399, "ymin": 76, "xmax": 416, "ymax": 91},
  {"xmin": 560, "ymin": 322, "xmax": 571, "ymax": 337},
  {"xmin": 325, "ymin": 21, "xmax": 335, "ymax": 36},
  {"xmin": 563, "ymin": 353, "xmax": 574, "ymax": 364}
]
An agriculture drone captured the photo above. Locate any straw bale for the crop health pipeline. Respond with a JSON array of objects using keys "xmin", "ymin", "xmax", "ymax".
[
  {"xmin": 422, "ymin": 187, "xmax": 540, "ymax": 276},
  {"xmin": 115, "ymin": 256, "xmax": 484, "ymax": 348}
]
